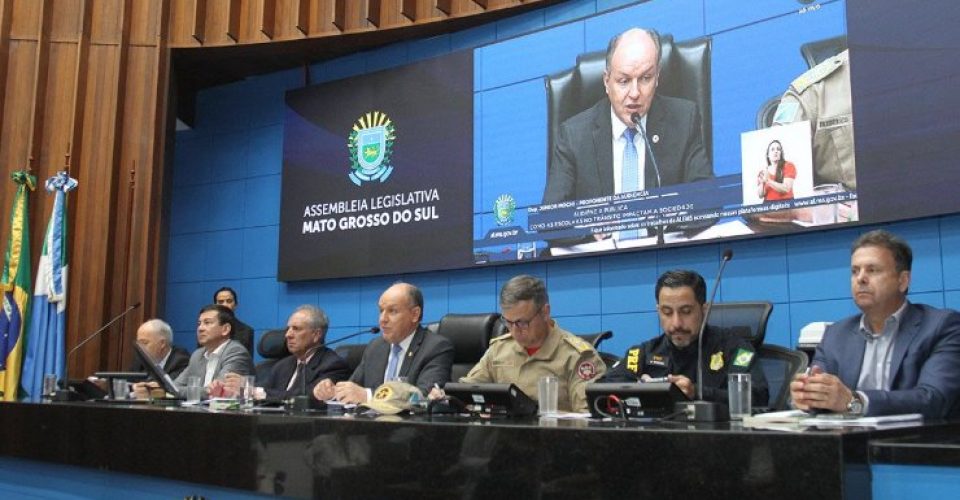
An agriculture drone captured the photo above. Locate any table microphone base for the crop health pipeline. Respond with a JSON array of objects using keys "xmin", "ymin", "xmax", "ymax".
[
  {"xmin": 673, "ymin": 400, "xmax": 729, "ymax": 422},
  {"xmin": 52, "ymin": 389, "xmax": 85, "ymax": 402},
  {"xmin": 289, "ymin": 395, "xmax": 326, "ymax": 412}
]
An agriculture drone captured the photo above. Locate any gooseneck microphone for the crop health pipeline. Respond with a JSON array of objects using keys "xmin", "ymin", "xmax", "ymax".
[
  {"xmin": 53, "ymin": 302, "xmax": 141, "ymax": 401},
  {"xmin": 674, "ymin": 249, "xmax": 734, "ymax": 421},
  {"xmin": 319, "ymin": 326, "xmax": 380, "ymax": 348},
  {"xmin": 630, "ymin": 112, "xmax": 665, "ymax": 245},
  {"xmin": 698, "ymin": 249, "xmax": 733, "ymax": 400}
]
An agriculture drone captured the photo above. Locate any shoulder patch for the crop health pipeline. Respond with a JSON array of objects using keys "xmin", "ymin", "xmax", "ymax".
[
  {"xmin": 790, "ymin": 54, "xmax": 844, "ymax": 94},
  {"xmin": 577, "ymin": 360, "xmax": 598, "ymax": 380},
  {"xmin": 733, "ymin": 348, "xmax": 755, "ymax": 368},
  {"xmin": 772, "ymin": 100, "xmax": 800, "ymax": 123}
]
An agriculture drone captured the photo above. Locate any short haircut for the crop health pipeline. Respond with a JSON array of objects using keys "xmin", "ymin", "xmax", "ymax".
[
  {"xmin": 213, "ymin": 286, "xmax": 238, "ymax": 304},
  {"xmin": 605, "ymin": 27, "xmax": 662, "ymax": 72},
  {"xmin": 655, "ymin": 270, "xmax": 707, "ymax": 305},
  {"xmin": 500, "ymin": 275, "xmax": 549, "ymax": 310},
  {"xmin": 392, "ymin": 282, "xmax": 424, "ymax": 322},
  {"xmin": 199, "ymin": 304, "xmax": 235, "ymax": 328},
  {"xmin": 852, "ymin": 229, "xmax": 913, "ymax": 273},
  {"xmin": 140, "ymin": 318, "xmax": 173, "ymax": 344},
  {"xmin": 294, "ymin": 304, "xmax": 329, "ymax": 335}
]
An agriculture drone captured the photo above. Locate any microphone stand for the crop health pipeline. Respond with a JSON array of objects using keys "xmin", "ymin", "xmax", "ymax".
[
  {"xmin": 631, "ymin": 113, "xmax": 664, "ymax": 245},
  {"xmin": 53, "ymin": 302, "xmax": 141, "ymax": 401},
  {"xmin": 674, "ymin": 250, "xmax": 734, "ymax": 422}
]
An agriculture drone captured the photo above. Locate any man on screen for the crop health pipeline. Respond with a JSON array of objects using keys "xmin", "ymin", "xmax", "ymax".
[
  {"xmin": 790, "ymin": 230, "xmax": 960, "ymax": 418},
  {"xmin": 312, "ymin": 282, "xmax": 454, "ymax": 404},
  {"xmin": 602, "ymin": 270, "xmax": 768, "ymax": 406},
  {"xmin": 542, "ymin": 28, "xmax": 712, "ymax": 207}
]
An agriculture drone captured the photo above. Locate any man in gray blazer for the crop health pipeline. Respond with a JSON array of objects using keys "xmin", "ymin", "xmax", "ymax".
[
  {"xmin": 791, "ymin": 230, "xmax": 960, "ymax": 418},
  {"xmin": 133, "ymin": 304, "xmax": 253, "ymax": 398},
  {"xmin": 313, "ymin": 282, "xmax": 454, "ymax": 403}
]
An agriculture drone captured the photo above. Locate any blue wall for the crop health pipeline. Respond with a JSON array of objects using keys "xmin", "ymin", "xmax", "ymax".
[{"xmin": 167, "ymin": 0, "xmax": 960, "ymax": 361}]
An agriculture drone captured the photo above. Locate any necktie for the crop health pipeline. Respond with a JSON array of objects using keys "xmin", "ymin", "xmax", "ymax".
[
  {"xmin": 621, "ymin": 127, "xmax": 640, "ymax": 240},
  {"xmin": 287, "ymin": 361, "xmax": 306, "ymax": 392},
  {"xmin": 386, "ymin": 344, "xmax": 402, "ymax": 382},
  {"xmin": 295, "ymin": 361, "xmax": 306, "ymax": 394}
]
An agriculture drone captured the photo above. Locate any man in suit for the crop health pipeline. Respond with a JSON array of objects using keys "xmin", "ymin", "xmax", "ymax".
[
  {"xmin": 313, "ymin": 282, "xmax": 454, "ymax": 403},
  {"xmin": 214, "ymin": 286, "xmax": 255, "ymax": 354},
  {"xmin": 542, "ymin": 28, "xmax": 712, "ymax": 207},
  {"xmin": 129, "ymin": 319, "xmax": 190, "ymax": 380},
  {"xmin": 224, "ymin": 305, "xmax": 351, "ymax": 399},
  {"xmin": 791, "ymin": 230, "xmax": 960, "ymax": 418}
]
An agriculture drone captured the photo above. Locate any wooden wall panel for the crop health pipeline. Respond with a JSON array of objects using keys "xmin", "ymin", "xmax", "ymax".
[
  {"xmin": 7, "ymin": 0, "xmax": 41, "ymax": 40},
  {"xmin": 129, "ymin": 0, "xmax": 162, "ymax": 47},
  {"xmin": 73, "ymin": 44, "xmax": 123, "ymax": 376},
  {"xmin": 168, "ymin": 0, "xmax": 201, "ymax": 46},
  {"xmin": 90, "ymin": 0, "xmax": 122, "ymax": 44}
]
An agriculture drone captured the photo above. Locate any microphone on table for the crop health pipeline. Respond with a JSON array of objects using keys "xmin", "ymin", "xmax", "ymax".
[
  {"xmin": 53, "ymin": 302, "xmax": 141, "ymax": 401},
  {"xmin": 674, "ymin": 249, "xmax": 734, "ymax": 422},
  {"xmin": 631, "ymin": 112, "xmax": 664, "ymax": 245}
]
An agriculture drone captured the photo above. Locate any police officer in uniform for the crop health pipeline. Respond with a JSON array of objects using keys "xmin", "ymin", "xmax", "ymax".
[
  {"xmin": 773, "ymin": 49, "xmax": 856, "ymax": 191},
  {"xmin": 447, "ymin": 275, "xmax": 606, "ymax": 412},
  {"xmin": 603, "ymin": 270, "xmax": 768, "ymax": 406}
]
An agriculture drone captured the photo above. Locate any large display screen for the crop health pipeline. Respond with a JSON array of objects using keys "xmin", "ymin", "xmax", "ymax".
[{"xmin": 279, "ymin": 0, "xmax": 960, "ymax": 281}]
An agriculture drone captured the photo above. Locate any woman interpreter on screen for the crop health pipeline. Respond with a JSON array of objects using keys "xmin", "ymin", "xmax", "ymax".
[{"xmin": 757, "ymin": 139, "xmax": 796, "ymax": 201}]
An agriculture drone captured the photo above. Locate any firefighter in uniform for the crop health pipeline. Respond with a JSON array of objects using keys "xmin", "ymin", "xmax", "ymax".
[{"xmin": 436, "ymin": 275, "xmax": 606, "ymax": 412}]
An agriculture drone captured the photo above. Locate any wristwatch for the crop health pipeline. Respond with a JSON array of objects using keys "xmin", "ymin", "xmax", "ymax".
[{"xmin": 846, "ymin": 392, "xmax": 864, "ymax": 416}]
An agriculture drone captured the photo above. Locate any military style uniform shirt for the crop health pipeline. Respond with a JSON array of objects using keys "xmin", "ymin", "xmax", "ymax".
[
  {"xmin": 774, "ymin": 49, "xmax": 856, "ymax": 190},
  {"xmin": 603, "ymin": 326, "xmax": 769, "ymax": 406},
  {"xmin": 461, "ymin": 321, "xmax": 606, "ymax": 412}
]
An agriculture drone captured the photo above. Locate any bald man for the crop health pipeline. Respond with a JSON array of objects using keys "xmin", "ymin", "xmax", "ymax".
[
  {"xmin": 313, "ymin": 282, "xmax": 454, "ymax": 404},
  {"xmin": 543, "ymin": 27, "xmax": 712, "ymax": 205}
]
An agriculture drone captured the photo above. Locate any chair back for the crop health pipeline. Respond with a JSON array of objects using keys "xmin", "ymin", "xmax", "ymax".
[
  {"xmin": 545, "ymin": 34, "xmax": 713, "ymax": 169},
  {"xmin": 577, "ymin": 330, "xmax": 613, "ymax": 350},
  {"xmin": 707, "ymin": 301, "xmax": 773, "ymax": 348},
  {"xmin": 437, "ymin": 313, "xmax": 501, "ymax": 381},
  {"xmin": 254, "ymin": 329, "xmax": 288, "ymax": 384},
  {"xmin": 334, "ymin": 344, "xmax": 367, "ymax": 375},
  {"xmin": 755, "ymin": 344, "xmax": 809, "ymax": 411}
]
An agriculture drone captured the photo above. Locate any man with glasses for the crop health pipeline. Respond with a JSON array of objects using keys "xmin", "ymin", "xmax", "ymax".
[
  {"xmin": 313, "ymin": 282, "xmax": 454, "ymax": 404},
  {"xmin": 451, "ymin": 274, "xmax": 606, "ymax": 412}
]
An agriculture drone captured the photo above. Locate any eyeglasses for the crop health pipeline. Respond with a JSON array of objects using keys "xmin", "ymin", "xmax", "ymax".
[{"xmin": 501, "ymin": 304, "xmax": 544, "ymax": 331}]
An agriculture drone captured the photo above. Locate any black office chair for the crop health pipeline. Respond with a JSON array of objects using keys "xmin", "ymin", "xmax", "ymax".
[
  {"xmin": 545, "ymin": 33, "xmax": 713, "ymax": 169},
  {"xmin": 755, "ymin": 344, "xmax": 808, "ymax": 411},
  {"xmin": 707, "ymin": 301, "xmax": 773, "ymax": 349},
  {"xmin": 577, "ymin": 330, "xmax": 613, "ymax": 350},
  {"xmin": 333, "ymin": 344, "xmax": 366, "ymax": 374},
  {"xmin": 255, "ymin": 329, "xmax": 289, "ymax": 385},
  {"xmin": 436, "ymin": 312, "xmax": 501, "ymax": 381}
]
